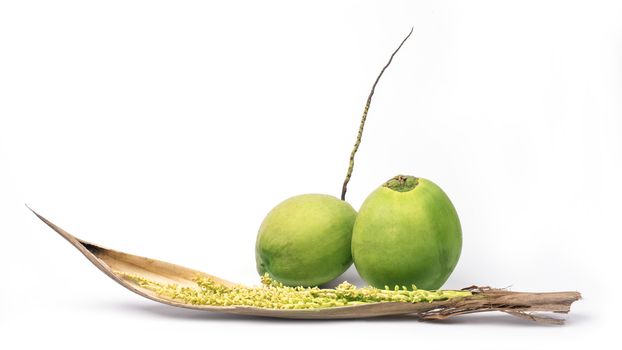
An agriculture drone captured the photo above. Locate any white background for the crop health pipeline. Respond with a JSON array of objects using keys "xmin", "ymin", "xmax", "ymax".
[{"xmin": 1, "ymin": 0, "xmax": 621, "ymax": 348}]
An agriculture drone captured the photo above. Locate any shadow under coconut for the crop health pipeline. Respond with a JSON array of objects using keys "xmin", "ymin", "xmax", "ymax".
[{"xmin": 320, "ymin": 265, "xmax": 367, "ymax": 289}]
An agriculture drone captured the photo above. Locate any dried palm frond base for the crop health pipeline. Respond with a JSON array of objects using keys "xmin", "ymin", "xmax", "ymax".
[{"xmin": 30, "ymin": 208, "xmax": 581, "ymax": 325}]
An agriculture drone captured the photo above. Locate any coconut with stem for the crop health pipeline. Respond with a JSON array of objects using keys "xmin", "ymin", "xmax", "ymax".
[{"xmin": 255, "ymin": 28, "xmax": 414, "ymax": 287}]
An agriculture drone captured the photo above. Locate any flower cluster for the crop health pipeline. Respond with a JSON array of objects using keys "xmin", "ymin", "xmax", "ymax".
[{"xmin": 119, "ymin": 272, "xmax": 471, "ymax": 309}]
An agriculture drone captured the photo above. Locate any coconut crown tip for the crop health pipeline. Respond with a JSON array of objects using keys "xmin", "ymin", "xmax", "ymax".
[{"xmin": 383, "ymin": 175, "xmax": 419, "ymax": 192}]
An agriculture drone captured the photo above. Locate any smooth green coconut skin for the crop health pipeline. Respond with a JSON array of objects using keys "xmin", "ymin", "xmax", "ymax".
[
  {"xmin": 255, "ymin": 194, "xmax": 357, "ymax": 287},
  {"xmin": 351, "ymin": 175, "xmax": 462, "ymax": 290}
]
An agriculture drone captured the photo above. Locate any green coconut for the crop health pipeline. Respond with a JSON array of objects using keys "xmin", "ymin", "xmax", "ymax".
[
  {"xmin": 254, "ymin": 29, "xmax": 414, "ymax": 288},
  {"xmin": 255, "ymin": 194, "xmax": 357, "ymax": 287},
  {"xmin": 351, "ymin": 175, "xmax": 462, "ymax": 290}
]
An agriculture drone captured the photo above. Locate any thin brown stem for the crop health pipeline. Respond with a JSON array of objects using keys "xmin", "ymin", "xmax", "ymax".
[{"xmin": 340, "ymin": 27, "xmax": 414, "ymax": 201}]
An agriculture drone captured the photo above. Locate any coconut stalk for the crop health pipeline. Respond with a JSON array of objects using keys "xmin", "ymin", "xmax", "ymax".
[
  {"xmin": 341, "ymin": 27, "xmax": 412, "ymax": 200},
  {"xmin": 30, "ymin": 208, "xmax": 581, "ymax": 324}
]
